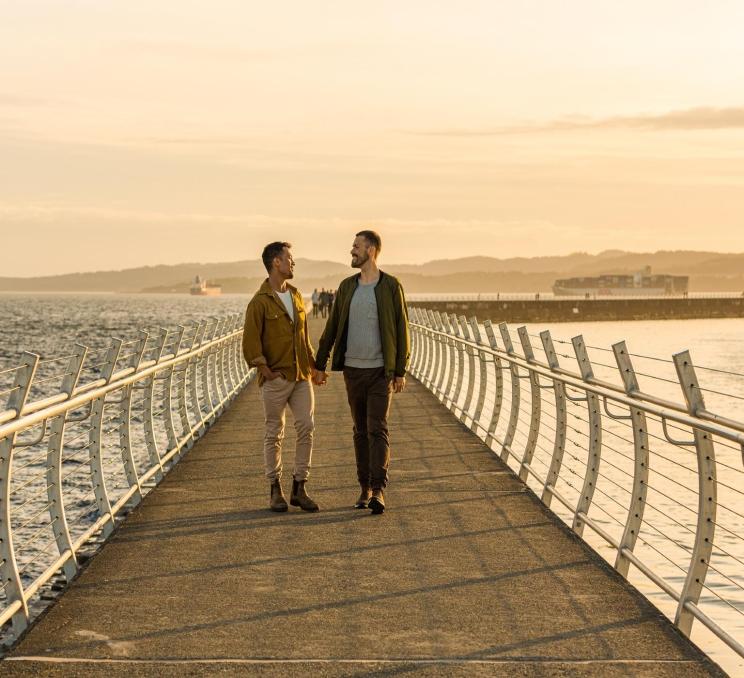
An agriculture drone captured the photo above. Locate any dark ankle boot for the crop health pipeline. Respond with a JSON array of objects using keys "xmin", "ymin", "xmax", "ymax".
[
  {"xmin": 270, "ymin": 479, "xmax": 288, "ymax": 512},
  {"xmin": 368, "ymin": 488, "xmax": 385, "ymax": 514},
  {"xmin": 354, "ymin": 485, "xmax": 371, "ymax": 509},
  {"xmin": 290, "ymin": 479, "xmax": 319, "ymax": 512}
]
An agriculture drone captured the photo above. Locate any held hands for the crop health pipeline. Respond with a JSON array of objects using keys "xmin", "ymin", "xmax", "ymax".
[
  {"xmin": 393, "ymin": 376, "xmax": 406, "ymax": 393},
  {"xmin": 311, "ymin": 368, "xmax": 329, "ymax": 386}
]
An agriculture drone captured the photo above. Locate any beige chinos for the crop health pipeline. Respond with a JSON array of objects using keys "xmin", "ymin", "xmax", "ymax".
[{"xmin": 260, "ymin": 377, "xmax": 314, "ymax": 481}]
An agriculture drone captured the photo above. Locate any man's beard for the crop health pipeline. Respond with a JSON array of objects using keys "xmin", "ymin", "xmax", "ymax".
[{"xmin": 351, "ymin": 252, "xmax": 368, "ymax": 268}]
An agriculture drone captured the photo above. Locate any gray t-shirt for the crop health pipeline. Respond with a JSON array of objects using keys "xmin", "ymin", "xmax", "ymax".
[{"xmin": 344, "ymin": 279, "xmax": 384, "ymax": 368}]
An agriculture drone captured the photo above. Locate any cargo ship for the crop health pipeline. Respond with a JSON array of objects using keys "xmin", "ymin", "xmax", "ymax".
[
  {"xmin": 190, "ymin": 275, "xmax": 222, "ymax": 296},
  {"xmin": 552, "ymin": 267, "xmax": 688, "ymax": 297}
]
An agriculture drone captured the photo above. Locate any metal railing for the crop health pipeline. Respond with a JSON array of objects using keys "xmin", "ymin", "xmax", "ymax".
[
  {"xmin": 0, "ymin": 314, "xmax": 252, "ymax": 635},
  {"xmin": 408, "ymin": 306, "xmax": 744, "ymax": 660},
  {"xmin": 406, "ymin": 292, "xmax": 744, "ymax": 301}
]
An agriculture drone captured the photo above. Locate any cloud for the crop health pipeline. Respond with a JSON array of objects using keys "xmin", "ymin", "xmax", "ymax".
[
  {"xmin": 0, "ymin": 204, "xmax": 554, "ymax": 236},
  {"xmin": 409, "ymin": 106, "xmax": 744, "ymax": 137},
  {"xmin": 0, "ymin": 94, "xmax": 51, "ymax": 107},
  {"xmin": 123, "ymin": 39, "xmax": 361, "ymax": 64}
]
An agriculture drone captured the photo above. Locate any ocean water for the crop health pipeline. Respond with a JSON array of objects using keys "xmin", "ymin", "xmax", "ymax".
[{"xmin": 1, "ymin": 293, "xmax": 743, "ymax": 673}]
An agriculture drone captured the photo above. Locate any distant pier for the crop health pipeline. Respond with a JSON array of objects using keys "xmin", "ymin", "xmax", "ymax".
[{"xmin": 412, "ymin": 296, "xmax": 744, "ymax": 323}]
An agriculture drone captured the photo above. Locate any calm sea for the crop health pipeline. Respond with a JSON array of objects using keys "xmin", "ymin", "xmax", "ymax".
[{"xmin": 1, "ymin": 293, "xmax": 743, "ymax": 673}]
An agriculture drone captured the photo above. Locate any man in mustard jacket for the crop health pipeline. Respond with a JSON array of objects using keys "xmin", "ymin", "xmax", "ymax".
[{"xmin": 242, "ymin": 242, "xmax": 321, "ymax": 513}]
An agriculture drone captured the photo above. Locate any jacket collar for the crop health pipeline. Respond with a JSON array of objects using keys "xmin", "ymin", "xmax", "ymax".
[
  {"xmin": 353, "ymin": 269, "xmax": 385, "ymax": 285},
  {"xmin": 259, "ymin": 279, "xmax": 298, "ymax": 297}
]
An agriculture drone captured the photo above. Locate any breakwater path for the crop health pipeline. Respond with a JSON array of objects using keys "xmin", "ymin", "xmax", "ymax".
[
  {"xmin": 414, "ymin": 297, "xmax": 744, "ymax": 323},
  {"xmin": 2, "ymin": 318, "xmax": 721, "ymax": 676}
]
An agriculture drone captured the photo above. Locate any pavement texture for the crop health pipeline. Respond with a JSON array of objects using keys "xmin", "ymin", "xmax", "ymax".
[{"xmin": 2, "ymin": 318, "xmax": 724, "ymax": 676}]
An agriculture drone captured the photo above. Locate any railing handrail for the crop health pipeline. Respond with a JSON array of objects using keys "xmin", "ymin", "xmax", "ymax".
[
  {"xmin": 0, "ymin": 327, "xmax": 244, "ymax": 437},
  {"xmin": 0, "ymin": 313, "xmax": 253, "ymax": 637},
  {"xmin": 408, "ymin": 305, "xmax": 744, "ymax": 662},
  {"xmin": 411, "ymin": 319, "xmax": 744, "ymax": 446}
]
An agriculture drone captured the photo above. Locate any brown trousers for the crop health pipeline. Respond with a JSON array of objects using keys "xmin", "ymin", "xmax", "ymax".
[{"xmin": 343, "ymin": 366, "xmax": 393, "ymax": 489}]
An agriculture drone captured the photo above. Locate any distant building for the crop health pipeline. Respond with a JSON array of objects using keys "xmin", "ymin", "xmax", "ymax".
[
  {"xmin": 553, "ymin": 267, "xmax": 688, "ymax": 296},
  {"xmin": 190, "ymin": 275, "xmax": 222, "ymax": 296}
]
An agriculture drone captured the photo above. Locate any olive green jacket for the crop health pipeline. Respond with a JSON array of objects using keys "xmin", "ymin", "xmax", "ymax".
[
  {"xmin": 315, "ymin": 271, "xmax": 410, "ymax": 377},
  {"xmin": 242, "ymin": 280, "xmax": 315, "ymax": 385}
]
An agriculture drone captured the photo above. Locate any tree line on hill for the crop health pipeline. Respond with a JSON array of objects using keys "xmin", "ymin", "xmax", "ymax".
[{"xmin": 1, "ymin": 250, "xmax": 743, "ymax": 293}]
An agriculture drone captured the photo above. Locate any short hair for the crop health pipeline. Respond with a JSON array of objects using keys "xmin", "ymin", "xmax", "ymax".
[
  {"xmin": 356, "ymin": 230, "xmax": 382, "ymax": 257},
  {"xmin": 261, "ymin": 241, "xmax": 291, "ymax": 273}
]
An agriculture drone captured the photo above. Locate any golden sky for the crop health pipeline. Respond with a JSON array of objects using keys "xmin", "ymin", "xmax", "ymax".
[{"xmin": 2, "ymin": 1, "xmax": 744, "ymax": 275}]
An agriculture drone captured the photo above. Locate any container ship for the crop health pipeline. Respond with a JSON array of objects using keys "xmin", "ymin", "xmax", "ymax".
[
  {"xmin": 190, "ymin": 275, "xmax": 222, "ymax": 296},
  {"xmin": 552, "ymin": 267, "xmax": 688, "ymax": 297}
]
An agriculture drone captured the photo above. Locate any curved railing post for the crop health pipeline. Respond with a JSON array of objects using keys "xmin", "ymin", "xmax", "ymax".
[
  {"xmin": 213, "ymin": 318, "xmax": 229, "ymax": 407},
  {"xmin": 201, "ymin": 319, "xmax": 218, "ymax": 424},
  {"xmin": 417, "ymin": 309, "xmax": 430, "ymax": 383},
  {"xmin": 468, "ymin": 317, "xmax": 489, "ymax": 435},
  {"xmin": 88, "ymin": 340, "xmax": 121, "ymax": 539},
  {"xmin": 441, "ymin": 314, "xmax": 458, "ymax": 410},
  {"xmin": 426, "ymin": 310, "xmax": 442, "ymax": 391},
  {"xmin": 217, "ymin": 319, "xmax": 229, "ymax": 401},
  {"xmin": 163, "ymin": 327, "xmax": 184, "ymax": 455},
  {"xmin": 188, "ymin": 322, "xmax": 207, "ymax": 438},
  {"xmin": 410, "ymin": 308, "xmax": 424, "ymax": 378},
  {"xmin": 181, "ymin": 323, "xmax": 205, "ymax": 447},
  {"xmin": 539, "ymin": 330, "xmax": 567, "ymax": 507},
  {"xmin": 407, "ymin": 308, "xmax": 418, "ymax": 376},
  {"xmin": 498, "ymin": 323, "xmax": 521, "ymax": 465},
  {"xmin": 571, "ymin": 335, "xmax": 602, "ymax": 537},
  {"xmin": 457, "ymin": 316, "xmax": 477, "ymax": 425},
  {"xmin": 118, "ymin": 331, "xmax": 148, "ymax": 506},
  {"xmin": 517, "ymin": 327, "xmax": 541, "ymax": 483},
  {"xmin": 207, "ymin": 317, "xmax": 222, "ymax": 411},
  {"xmin": 420, "ymin": 311, "xmax": 434, "ymax": 387},
  {"xmin": 239, "ymin": 312, "xmax": 250, "ymax": 382},
  {"xmin": 612, "ymin": 341, "xmax": 649, "ymax": 578},
  {"xmin": 673, "ymin": 350, "xmax": 716, "ymax": 637},
  {"xmin": 46, "ymin": 344, "xmax": 88, "ymax": 582},
  {"xmin": 482, "ymin": 321, "xmax": 504, "ymax": 450},
  {"xmin": 448, "ymin": 314, "xmax": 466, "ymax": 416},
  {"xmin": 433, "ymin": 312, "xmax": 448, "ymax": 401},
  {"xmin": 227, "ymin": 315, "xmax": 240, "ymax": 393},
  {"xmin": 0, "ymin": 352, "xmax": 40, "ymax": 633},
  {"xmin": 231, "ymin": 315, "xmax": 242, "ymax": 387},
  {"xmin": 143, "ymin": 329, "xmax": 168, "ymax": 484}
]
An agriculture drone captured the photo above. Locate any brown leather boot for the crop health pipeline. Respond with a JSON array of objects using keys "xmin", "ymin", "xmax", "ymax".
[
  {"xmin": 354, "ymin": 485, "xmax": 371, "ymax": 509},
  {"xmin": 269, "ymin": 479, "xmax": 288, "ymax": 512},
  {"xmin": 368, "ymin": 488, "xmax": 385, "ymax": 515},
  {"xmin": 290, "ymin": 479, "xmax": 319, "ymax": 512}
]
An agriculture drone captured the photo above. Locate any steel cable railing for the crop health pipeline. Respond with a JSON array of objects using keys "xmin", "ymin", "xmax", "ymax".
[
  {"xmin": 409, "ymin": 306, "xmax": 744, "ymax": 662},
  {"xmin": 0, "ymin": 313, "xmax": 252, "ymax": 636}
]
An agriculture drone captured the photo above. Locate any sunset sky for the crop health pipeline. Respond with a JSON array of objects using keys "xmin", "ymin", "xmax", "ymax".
[{"xmin": 2, "ymin": 1, "xmax": 744, "ymax": 276}]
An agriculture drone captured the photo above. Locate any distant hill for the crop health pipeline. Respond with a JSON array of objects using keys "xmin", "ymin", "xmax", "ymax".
[
  {"xmin": 2, "ymin": 250, "xmax": 743, "ymax": 293},
  {"xmin": 0, "ymin": 259, "xmax": 350, "ymax": 293}
]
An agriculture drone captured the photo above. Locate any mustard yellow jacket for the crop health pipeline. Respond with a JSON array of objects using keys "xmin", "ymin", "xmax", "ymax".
[{"xmin": 242, "ymin": 280, "xmax": 315, "ymax": 385}]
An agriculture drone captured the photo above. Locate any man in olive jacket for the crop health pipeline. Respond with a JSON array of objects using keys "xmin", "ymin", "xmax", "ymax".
[
  {"xmin": 242, "ymin": 242, "xmax": 322, "ymax": 513},
  {"xmin": 314, "ymin": 230, "xmax": 410, "ymax": 514}
]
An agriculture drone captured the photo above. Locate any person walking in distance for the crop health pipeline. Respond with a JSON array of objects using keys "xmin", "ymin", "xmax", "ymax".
[
  {"xmin": 242, "ymin": 242, "xmax": 324, "ymax": 513},
  {"xmin": 311, "ymin": 288, "xmax": 320, "ymax": 318},
  {"xmin": 320, "ymin": 288, "xmax": 330, "ymax": 318},
  {"xmin": 314, "ymin": 230, "xmax": 410, "ymax": 514}
]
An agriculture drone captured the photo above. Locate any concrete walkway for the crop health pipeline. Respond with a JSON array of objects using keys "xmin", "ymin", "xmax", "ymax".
[{"xmin": 2, "ymin": 319, "xmax": 722, "ymax": 676}]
